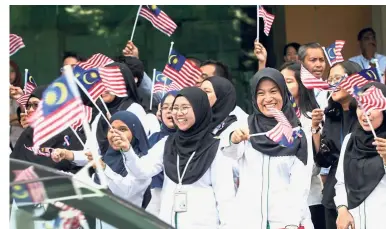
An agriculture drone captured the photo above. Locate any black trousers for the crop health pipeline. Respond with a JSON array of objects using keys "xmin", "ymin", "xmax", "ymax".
[
  {"xmin": 325, "ymin": 207, "xmax": 338, "ymax": 229},
  {"xmin": 309, "ymin": 204, "xmax": 326, "ymax": 229}
]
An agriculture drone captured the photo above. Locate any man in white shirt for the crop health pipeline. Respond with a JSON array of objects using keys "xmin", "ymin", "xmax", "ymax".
[{"xmin": 349, "ymin": 27, "xmax": 386, "ymax": 83}]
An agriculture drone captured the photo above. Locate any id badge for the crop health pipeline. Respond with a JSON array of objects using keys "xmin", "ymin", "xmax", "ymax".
[{"xmin": 173, "ymin": 190, "xmax": 187, "ymax": 212}]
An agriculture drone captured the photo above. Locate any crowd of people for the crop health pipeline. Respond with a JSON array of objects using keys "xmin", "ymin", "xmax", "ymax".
[{"xmin": 9, "ymin": 26, "xmax": 386, "ymax": 229}]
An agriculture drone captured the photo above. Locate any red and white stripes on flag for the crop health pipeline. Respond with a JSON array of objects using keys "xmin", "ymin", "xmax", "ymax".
[
  {"xmin": 99, "ymin": 66, "xmax": 128, "ymax": 97},
  {"xmin": 357, "ymin": 86, "xmax": 386, "ymax": 114},
  {"xmin": 17, "ymin": 94, "xmax": 31, "ymax": 108},
  {"xmin": 266, "ymin": 108, "xmax": 293, "ymax": 143},
  {"xmin": 332, "ymin": 40, "xmax": 345, "ymax": 64},
  {"xmin": 139, "ymin": 6, "xmax": 177, "ymax": 37},
  {"xmin": 258, "ymin": 6, "xmax": 275, "ymax": 36},
  {"xmin": 162, "ymin": 60, "xmax": 202, "ymax": 89},
  {"xmin": 30, "ymin": 100, "xmax": 84, "ymax": 150},
  {"xmin": 340, "ymin": 72, "xmax": 370, "ymax": 95},
  {"xmin": 70, "ymin": 105, "xmax": 93, "ymax": 131},
  {"xmin": 13, "ymin": 166, "xmax": 46, "ymax": 203},
  {"xmin": 10, "ymin": 34, "xmax": 25, "ymax": 56},
  {"xmin": 300, "ymin": 65, "xmax": 330, "ymax": 90},
  {"xmin": 54, "ymin": 202, "xmax": 86, "ymax": 229},
  {"xmin": 78, "ymin": 53, "xmax": 114, "ymax": 70}
]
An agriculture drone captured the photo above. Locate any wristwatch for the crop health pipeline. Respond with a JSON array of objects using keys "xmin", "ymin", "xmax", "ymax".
[{"xmin": 311, "ymin": 126, "xmax": 321, "ymax": 134}]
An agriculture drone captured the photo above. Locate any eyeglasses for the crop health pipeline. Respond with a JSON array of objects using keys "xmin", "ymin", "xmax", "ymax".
[
  {"xmin": 327, "ymin": 75, "xmax": 345, "ymax": 86},
  {"xmin": 161, "ymin": 106, "xmax": 171, "ymax": 111},
  {"xmin": 171, "ymin": 106, "xmax": 191, "ymax": 115},
  {"xmin": 26, "ymin": 102, "xmax": 39, "ymax": 110}
]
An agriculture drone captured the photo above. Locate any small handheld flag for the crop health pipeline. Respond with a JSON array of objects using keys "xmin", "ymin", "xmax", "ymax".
[
  {"xmin": 300, "ymin": 65, "xmax": 330, "ymax": 90},
  {"xmin": 12, "ymin": 166, "xmax": 47, "ymax": 204},
  {"xmin": 10, "ymin": 34, "xmax": 25, "ymax": 56},
  {"xmin": 77, "ymin": 53, "xmax": 114, "ymax": 70},
  {"xmin": 323, "ymin": 40, "xmax": 345, "ymax": 66},
  {"xmin": 340, "ymin": 68, "xmax": 380, "ymax": 95},
  {"xmin": 266, "ymin": 108, "xmax": 294, "ymax": 144},
  {"xmin": 257, "ymin": 6, "xmax": 275, "ymax": 37},
  {"xmin": 139, "ymin": 5, "xmax": 177, "ymax": 37}
]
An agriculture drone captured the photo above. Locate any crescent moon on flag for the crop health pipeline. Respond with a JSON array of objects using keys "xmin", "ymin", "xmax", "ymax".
[
  {"xmin": 168, "ymin": 55, "xmax": 177, "ymax": 65},
  {"xmin": 45, "ymin": 82, "xmax": 68, "ymax": 105},
  {"xmin": 28, "ymin": 75, "xmax": 34, "ymax": 82},
  {"xmin": 11, "ymin": 185, "xmax": 29, "ymax": 200},
  {"xmin": 83, "ymin": 71, "xmax": 98, "ymax": 85},
  {"xmin": 328, "ymin": 48, "xmax": 336, "ymax": 59}
]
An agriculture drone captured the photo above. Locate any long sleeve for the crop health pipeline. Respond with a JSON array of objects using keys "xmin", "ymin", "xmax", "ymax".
[
  {"xmin": 99, "ymin": 165, "xmax": 150, "ymax": 202},
  {"xmin": 211, "ymin": 150, "xmax": 235, "ymax": 228},
  {"xmin": 221, "ymin": 140, "xmax": 246, "ymax": 161},
  {"xmin": 334, "ymin": 134, "xmax": 351, "ymax": 208},
  {"xmin": 72, "ymin": 150, "xmax": 89, "ymax": 166},
  {"xmin": 285, "ymin": 157, "xmax": 310, "ymax": 226},
  {"xmin": 122, "ymin": 137, "xmax": 166, "ymax": 179}
]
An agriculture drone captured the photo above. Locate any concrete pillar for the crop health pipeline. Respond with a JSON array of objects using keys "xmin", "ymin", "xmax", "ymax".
[{"xmin": 372, "ymin": 6, "xmax": 386, "ymax": 55}]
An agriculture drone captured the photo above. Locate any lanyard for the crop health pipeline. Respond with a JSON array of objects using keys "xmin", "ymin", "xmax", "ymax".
[{"xmin": 176, "ymin": 152, "xmax": 196, "ymax": 186}]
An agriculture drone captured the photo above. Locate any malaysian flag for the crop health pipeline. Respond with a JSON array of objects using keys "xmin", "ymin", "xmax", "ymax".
[
  {"xmin": 153, "ymin": 71, "xmax": 180, "ymax": 93},
  {"xmin": 139, "ymin": 5, "xmax": 177, "ymax": 37},
  {"xmin": 73, "ymin": 66, "xmax": 106, "ymax": 101},
  {"xmin": 355, "ymin": 86, "xmax": 386, "ymax": 114},
  {"xmin": 323, "ymin": 40, "xmax": 345, "ymax": 66},
  {"xmin": 99, "ymin": 66, "xmax": 128, "ymax": 97},
  {"xmin": 28, "ymin": 75, "xmax": 84, "ymax": 150},
  {"xmin": 17, "ymin": 72, "xmax": 38, "ymax": 107},
  {"xmin": 340, "ymin": 68, "xmax": 380, "ymax": 95},
  {"xmin": 300, "ymin": 65, "xmax": 330, "ymax": 90},
  {"xmin": 163, "ymin": 49, "xmax": 202, "ymax": 89},
  {"xmin": 288, "ymin": 91, "xmax": 301, "ymax": 118},
  {"xmin": 53, "ymin": 202, "xmax": 87, "ymax": 229},
  {"xmin": 70, "ymin": 105, "xmax": 93, "ymax": 131},
  {"xmin": 266, "ymin": 108, "xmax": 294, "ymax": 144},
  {"xmin": 77, "ymin": 53, "xmax": 114, "ymax": 70},
  {"xmin": 11, "ymin": 166, "xmax": 46, "ymax": 203},
  {"xmin": 10, "ymin": 34, "xmax": 25, "ymax": 56},
  {"xmin": 258, "ymin": 6, "xmax": 275, "ymax": 36}
]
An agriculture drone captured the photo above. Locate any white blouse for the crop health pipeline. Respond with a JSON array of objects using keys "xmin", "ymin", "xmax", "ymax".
[
  {"xmin": 334, "ymin": 133, "xmax": 386, "ymax": 229},
  {"xmin": 122, "ymin": 136, "xmax": 235, "ymax": 229}
]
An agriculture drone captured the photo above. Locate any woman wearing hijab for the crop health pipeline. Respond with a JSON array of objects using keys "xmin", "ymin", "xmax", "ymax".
[
  {"xmin": 10, "ymin": 85, "xmax": 84, "ymax": 172},
  {"xmin": 200, "ymin": 76, "xmax": 241, "ymax": 192},
  {"xmin": 312, "ymin": 61, "xmax": 361, "ymax": 229},
  {"xmin": 146, "ymin": 90, "xmax": 178, "ymax": 216},
  {"xmin": 334, "ymin": 82, "xmax": 386, "ymax": 229},
  {"xmin": 89, "ymin": 111, "xmax": 151, "ymax": 229},
  {"xmin": 95, "ymin": 62, "xmax": 159, "ymax": 155},
  {"xmin": 223, "ymin": 68, "xmax": 309, "ymax": 229},
  {"xmin": 109, "ymin": 87, "xmax": 235, "ymax": 229},
  {"xmin": 9, "ymin": 60, "xmax": 24, "ymax": 149},
  {"xmin": 280, "ymin": 61, "xmax": 323, "ymax": 229}
]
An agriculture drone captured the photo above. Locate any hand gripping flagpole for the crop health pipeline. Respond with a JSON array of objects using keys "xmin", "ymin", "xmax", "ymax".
[
  {"xmin": 150, "ymin": 68, "xmax": 156, "ymax": 110},
  {"xmin": 63, "ymin": 65, "xmax": 108, "ymax": 193},
  {"xmin": 256, "ymin": 5, "xmax": 260, "ymax": 41},
  {"xmin": 130, "ymin": 5, "xmax": 142, "ymax": 41}
]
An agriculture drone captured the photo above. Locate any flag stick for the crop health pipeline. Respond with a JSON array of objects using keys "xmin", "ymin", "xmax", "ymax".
[
  {"xmin": 249, "ymin": 132, "xmax": 267, "ymax": 137},
  {"xmin": 372, "ymin": 59, "xmax": 384, "ymax": 84},
  {"xmin": 24, "ymin": 69, "xmax": 28, "ymax": 94},
  {"xmin": 327, "ymin": 92, "xmax": 333, "ymax": 101},
  {"xmin": 24, "ymin": 69, "xmax": 29, "ymax": 115},
  {"xmin": 130, "ymin": 5, "xmax": 142, "ymax": 41},
  {"xmin": 163, "ymin": 41, "xmax": 174, "ymax": 97},
  {"xmin": 322, "ymin": 47, "xmax": 332, "ymax": 67},
  {"xmin": 63, "ymin": 65, "xmax": 108, "ymax": 189},
  {"xmin": 150, "ymin": 68, "xmax": 156, "ymax": 110},
  {"xmin": 256, "ymin": 5, "xmax": 260, "ymax": 41},
  {"xmin": 365, "ymin": 112, "xmax": 377, "ymax": 138},
  {"xmin": 70, "ymin": 126, "xmax": 85, "ymax": 148},
  {"xmin": 73, "ymin": 78, "xmax": 112, "ymax": 129},
  {"xmin": 99, "ymin": 96, "xmax": 111, "ymax": 120}
]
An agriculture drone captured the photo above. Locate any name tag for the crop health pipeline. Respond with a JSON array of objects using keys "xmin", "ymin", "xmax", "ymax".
[{"xmin": 173, "ymin": 190, "xmax": 187, "ymax": 212}]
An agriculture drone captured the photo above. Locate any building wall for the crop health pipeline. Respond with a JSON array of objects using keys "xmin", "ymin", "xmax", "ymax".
[{"xmin": 284, "ymin": 6, "xmax": 372, "ymax": 61}]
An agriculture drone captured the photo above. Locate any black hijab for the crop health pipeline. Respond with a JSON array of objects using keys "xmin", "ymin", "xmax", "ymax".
[
  {"xmin": 96, "ymin": 62, "xmax": 140, "ymax": 154},
  {"xmin": 163, "ymin": 87, "xmax": 219, "ymax": 184},
  {"xmin": 248, "ymin": 68, "xmax": 307, "ymax": 164},
  {"xmin": 344, "ymin": 82, "xmax": 386, "ymax": 209},
  {"xmin": 203, "ymin": 76, "xmax": 237, "ymax": 134},
  {"xmin": 10, "ymin": 86, "xmax": 84, "ymax": 173}
]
